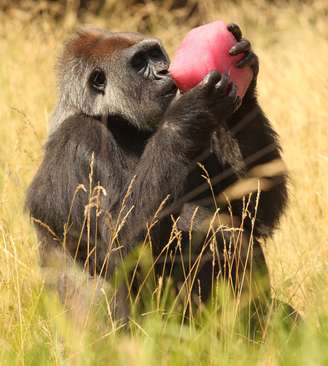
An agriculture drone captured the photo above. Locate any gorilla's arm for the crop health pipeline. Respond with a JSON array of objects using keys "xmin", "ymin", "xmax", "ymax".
[
  {"xmin": 175, "ymin": 27, "xmax": 287, "ymax": 295},
  {"xmin": 218, "ymin": 23, "xmax": 287, "ymax": 238},
  {"xmin": 225, "ymin": 94, "xmax": 288, "ymax": 238},
  {"xmin": 175, "ymin": 95, "xmax": 287, "ymax": 301}
]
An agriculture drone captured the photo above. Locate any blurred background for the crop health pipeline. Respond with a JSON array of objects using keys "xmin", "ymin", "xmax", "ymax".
[{"xmin": 0, "ymin": 1, "xmax": 328, "ymax": 364}]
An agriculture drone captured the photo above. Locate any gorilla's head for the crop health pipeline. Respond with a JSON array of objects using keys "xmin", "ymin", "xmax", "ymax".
[{"xmin": 51, "ymin": 28, "xmax": 177, "ymax": 132}]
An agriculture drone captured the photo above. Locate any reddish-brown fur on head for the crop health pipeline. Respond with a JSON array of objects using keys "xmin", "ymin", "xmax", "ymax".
[
  {"xmin": 52, "ymin": 27, "xmax": 173, "ymax": 133},
  {"xmin": 62, "ymin": 28, "xmax": 145, "ymax": 62}
]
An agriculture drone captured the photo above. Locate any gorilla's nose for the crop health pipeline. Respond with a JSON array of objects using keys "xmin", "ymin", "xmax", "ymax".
[
  {"xmin": 154, "ymin": 66, "xmax": 170, "ymax": 80},
  {"xmin": 133, "ymin": 39, "xmax": 163, "ymax": 54},
  {"xmin": 130, "ymin": 38, "xmax": 170, "ymax": 79}
]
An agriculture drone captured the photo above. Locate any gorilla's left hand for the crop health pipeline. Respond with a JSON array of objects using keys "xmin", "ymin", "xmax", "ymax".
[{"xmin": 227, "ymin": 23, "xmax": 259, "ymax": 76}]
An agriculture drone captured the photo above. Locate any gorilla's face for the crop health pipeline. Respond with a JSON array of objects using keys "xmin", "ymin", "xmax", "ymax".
[
  {"xmin": 59, "ymin": 29, "xmax": 178, "ymax": 131},
  {"xmin": 108, "ymin": 35, "xmax": 178, "ymax": 130}
]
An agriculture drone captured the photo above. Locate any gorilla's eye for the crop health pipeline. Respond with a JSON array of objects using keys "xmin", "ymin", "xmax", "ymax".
[{"xmin": 89, "ymin": 68, "xmax": 106, "ymax": 93}]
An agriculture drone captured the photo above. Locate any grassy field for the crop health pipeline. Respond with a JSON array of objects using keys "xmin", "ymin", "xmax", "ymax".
[{"xmin": 1, "ymin": 1, "xmax": 328, "ymax": 364}]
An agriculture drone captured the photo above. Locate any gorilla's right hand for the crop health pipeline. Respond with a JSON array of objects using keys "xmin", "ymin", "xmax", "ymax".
[
  {"xmin": 165, "ymin": 70, "xmax": 240, "ymax": 142},
  {"xmin": 194, "ymin": 70, "xmax": 241, "ymax": 120}
]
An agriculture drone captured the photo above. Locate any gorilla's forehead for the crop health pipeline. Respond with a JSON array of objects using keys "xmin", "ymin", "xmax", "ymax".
[{"xmin": 64, "ymin": 29, "xmax": 150, "ymax": 61}]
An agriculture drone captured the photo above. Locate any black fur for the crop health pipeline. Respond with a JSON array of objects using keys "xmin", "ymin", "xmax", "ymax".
[{"xmin": 26, "ymin": 27, "xmax": 287, "ymax": 321}]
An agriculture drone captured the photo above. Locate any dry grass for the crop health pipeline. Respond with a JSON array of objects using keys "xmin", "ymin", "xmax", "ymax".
[{"xmin": 0, "ymin": 1, "xmax": 328, "ymax": 364}]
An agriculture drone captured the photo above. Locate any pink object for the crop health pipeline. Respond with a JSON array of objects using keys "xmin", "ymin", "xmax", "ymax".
[{"xmin": 169, "ymin": 21, "xmax": 253, "ymax": 98}]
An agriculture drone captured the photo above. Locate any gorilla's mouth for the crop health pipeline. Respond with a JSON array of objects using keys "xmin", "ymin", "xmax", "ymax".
[{"xmin": 161, "ymin": 79, "xmax": 178, "ymax": 97}]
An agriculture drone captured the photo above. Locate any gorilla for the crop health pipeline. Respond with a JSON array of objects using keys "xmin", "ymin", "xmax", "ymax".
[{"xmin": 26, "ymin": 24, "xmax": 288, "ymax": 329}]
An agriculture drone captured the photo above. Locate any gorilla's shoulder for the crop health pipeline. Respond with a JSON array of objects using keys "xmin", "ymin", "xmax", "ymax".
[{"xmin": 46, "ymin": 114, "xmax": 110, "ymax": 154}]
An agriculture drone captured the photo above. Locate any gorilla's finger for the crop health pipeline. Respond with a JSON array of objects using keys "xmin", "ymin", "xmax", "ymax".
[
  {"xmin": 228, "ymin": 82, "xmax": 237, "ymax": 98},
  {"xmin": 214, "ymin": 73, "xmax": 230, "ymax": 95},
  {"xmin": 236, "ymin": 52, "xmax": 257, "ymax": 69},
  {"xmin": 227, "ymin": 83, "xmax": 241, "ymax": 112},
  {"xmin": 234, "ymin": 96, "xmax": 242, "ymax": 110},
  {"xmin": 229, "ymin": 39, "xmax": 251, "ymax": 56},
  {"xmin": 227, "ymin": 23, "xmax": 242, "ymax": 42},
  {"xmin": 201, "ymin": 70, "xmax": 221, "ymax": 89}
]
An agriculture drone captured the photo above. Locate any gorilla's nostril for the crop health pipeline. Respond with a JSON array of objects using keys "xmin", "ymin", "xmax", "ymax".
[
  {"xmin": 154, "ymin": 67, "xmax": 171, "ymax": 80},
  {"xmin": 158, "ymin": 69, "xmax": 169, "ymax": 76}
]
